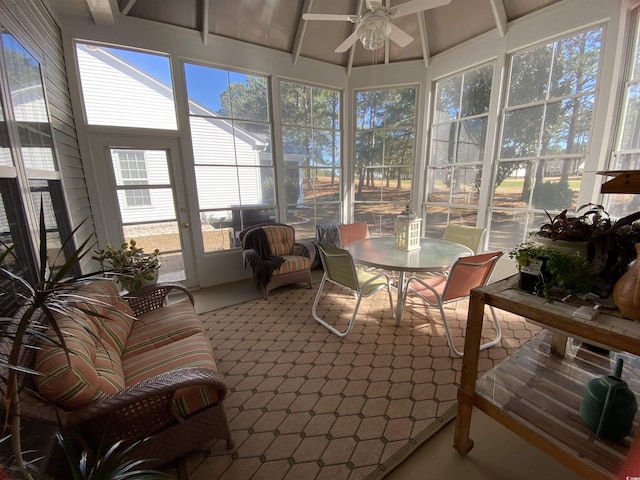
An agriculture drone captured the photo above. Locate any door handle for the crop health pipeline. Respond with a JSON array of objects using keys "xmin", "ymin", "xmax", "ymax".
[{"xmin": 181, "ymin": 222, "xmax": 190, "ymax": 228}]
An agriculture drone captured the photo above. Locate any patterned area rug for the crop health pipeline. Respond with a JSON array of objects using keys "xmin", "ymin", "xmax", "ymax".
[{"xmin": 182, "ymin": 282, "xmax": 540, "ymax": 480}]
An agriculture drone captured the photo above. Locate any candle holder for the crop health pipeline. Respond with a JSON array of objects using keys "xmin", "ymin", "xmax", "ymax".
[{"xmin": 394, "ymin": 206, "xmax": 422, "ymax": 251}]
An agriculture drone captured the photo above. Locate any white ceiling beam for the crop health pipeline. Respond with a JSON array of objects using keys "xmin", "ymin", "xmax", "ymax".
[
  {"xmin": 292, "ymin": 0, "xmax": 314, "ymax": 65},
  {"xmin": 86, "ymin": 0, "xmax": 117, "ymax": 25},
  {"xmin": 202, "ymin": 0, "xmax": 210, "ymax": 46},
  {"xmin": 118, "ymin": 0, "xmax": 136, "ymax": 15},
  {"xmin": 489, "ymin": 0, "xmax": 507, "ymax": 37},
  {"xmin": 418, "ymin": 11, "xmax": 430, "ymax": 68},
  {"xmin": 347, "ymin": 0, "xmax": 365, "ymax": 76},
  {"xmin": 384, "ymin": 0, "xmax": 390, "ymax": 64}
]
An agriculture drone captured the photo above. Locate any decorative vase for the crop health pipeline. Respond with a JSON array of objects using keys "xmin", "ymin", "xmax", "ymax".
[{"xmin": 613, "ymin": 243, "xmax": 640, "ymax": 321}]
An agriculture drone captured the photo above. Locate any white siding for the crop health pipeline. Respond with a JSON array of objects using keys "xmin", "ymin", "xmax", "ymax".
[{"xmin": 76, "ymin": 45, "xmax": 178, "ymax": 130}]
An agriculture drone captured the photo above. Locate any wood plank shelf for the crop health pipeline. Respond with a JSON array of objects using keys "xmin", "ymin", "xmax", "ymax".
[
  {"xmin": 475, "ymin": 331, "xmax": 640, "ymax": 478},
  {"xmin": 454, "ymin": 275, "xmax": 640, "ymax": 479}
]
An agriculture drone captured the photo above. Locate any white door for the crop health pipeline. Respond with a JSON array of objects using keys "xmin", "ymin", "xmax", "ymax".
[{"xmin": 88, "ymin": 135, "xmax": 197, "ymax": 288}]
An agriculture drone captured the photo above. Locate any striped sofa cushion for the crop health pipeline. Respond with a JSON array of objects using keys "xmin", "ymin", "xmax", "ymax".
[
  {"xmin": 274, "ymin": 254, "xmax": 311, "ymax": 275},
  {"xmin": 122, "ymin": 333, "xmax": 219, "ymax": 417},
  {"xmin": 263, "ymin": 225, "xmax": 293, "ymax": 256},
  {"xmin": 122, "ymin": 301, "xmax": 205, "ymax": 359},
  {"xmin": 35, "ymin": 309, "xmax": 125, "ymax": 409},
  {"xmin": 74, "ymin": 280, "xmax": 135, "ymax": 354}
]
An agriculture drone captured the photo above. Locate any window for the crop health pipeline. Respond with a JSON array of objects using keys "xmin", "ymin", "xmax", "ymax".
[
  {"xmin": 280, "ymin": 80, "xmax": 341, "ymax": 240},
  {"xmin": 75, "ymin": 42, "xmax": 177, "ymax": 130},
  {"xmin": 0, "ymin": 30, "xmax": 73, "ymax": 290},
  {"xmin": 114, "ymin": 150, "xmax": 152, "ymax": 208},
  {"xmin": 184, "ymin": 63, "xmax": 274, "ymax": 251},
  {"xmin": 608, "ymin": 11, "xmax": 640, "ymax": 217},
  {"xmin": 425, "ymin": 64, "xmax": 493, "ymax": 239},
  {"xmin": 353, "ymin": 87, "xmax": 416, "ymax": 235},
  {"xmin": 490, "ymin": 27, "xmax": 603, "ymax": 250}
]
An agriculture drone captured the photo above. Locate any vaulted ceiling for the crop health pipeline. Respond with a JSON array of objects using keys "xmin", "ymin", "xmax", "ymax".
[{"xmin": 54, "ymin": 0, "xmax": 563, "ymax": 70}]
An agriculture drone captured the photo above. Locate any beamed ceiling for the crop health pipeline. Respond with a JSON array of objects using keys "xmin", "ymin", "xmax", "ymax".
[{"xmin": 53, "ymin": 0, "xmax": 563, "ymax": 70}]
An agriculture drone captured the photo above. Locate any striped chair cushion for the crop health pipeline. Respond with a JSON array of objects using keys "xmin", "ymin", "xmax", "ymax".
[
  {"xmin": 122, "ymin": 301, "xmax": 205, "ymax": 359},
  {"xmin": 122, "ymin": 333, "xmax": 219, "ymax": 417},
  {"xmin": 35, "ymin": 309, "xmax": 125, "ymax": 409},
  {"xmin": 274, "ymin": 254, "xmax": 311, "ymax": 275},
  {"xmin": 263, "ymin": 225, "xmax": 294, "ymax": 256}
]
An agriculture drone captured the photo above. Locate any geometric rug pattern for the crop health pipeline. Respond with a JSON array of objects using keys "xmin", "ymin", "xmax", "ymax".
[{"xmin": 181, "ymin": 282, "xmax": 541, "ymax": 480}]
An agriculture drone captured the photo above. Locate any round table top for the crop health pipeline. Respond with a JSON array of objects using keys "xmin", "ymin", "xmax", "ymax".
[{"xmin": 345, "ymin": 236, "xmax": 473, "ymax": 273}]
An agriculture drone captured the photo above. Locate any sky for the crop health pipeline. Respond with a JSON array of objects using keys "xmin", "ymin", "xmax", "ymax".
[{"xmin": 111, "ymin": 47, "xmax": 226, "ymax": 112}]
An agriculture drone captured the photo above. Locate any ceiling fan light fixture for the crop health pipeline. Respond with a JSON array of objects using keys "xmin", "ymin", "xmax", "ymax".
[{"xmin": 356, "ymin": 14, "xmax": 391, "ymax": 51}]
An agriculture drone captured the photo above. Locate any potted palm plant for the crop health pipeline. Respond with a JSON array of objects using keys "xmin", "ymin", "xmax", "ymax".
[
  {"xmin": 0, "ymin": 206, "xmax": 170, "ymax": 480},
  {"xmin": 92, "ymin": 240, "xmax": 161, "ymax": 293}
]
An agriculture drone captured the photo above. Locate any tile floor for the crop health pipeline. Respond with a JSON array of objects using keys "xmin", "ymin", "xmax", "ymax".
[{"xmin": 174, "ymin": 276, "xmax": 552, "ymax": 480}]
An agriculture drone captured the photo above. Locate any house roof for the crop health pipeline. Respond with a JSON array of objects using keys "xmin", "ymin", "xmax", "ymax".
[{"xmin": 53, "ymin": 0, "xmax": 563, "ymax": 71}]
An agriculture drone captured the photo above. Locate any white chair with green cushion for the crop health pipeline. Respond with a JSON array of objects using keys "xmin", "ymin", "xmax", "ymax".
[
  {"xmin": 444, "ymin": 224, "xmax": 486, "ymax": 254},
  {"xmin": 312, "ymin": 243, "xmax": 395, "ymax": 337}
]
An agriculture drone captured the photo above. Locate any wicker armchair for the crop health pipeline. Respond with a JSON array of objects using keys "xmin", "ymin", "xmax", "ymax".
[
  {"xmin": 10, "ymin": 282, "xmax": 233, "ymax": 471},
  {"xmin": 240, "ymin": 222, "xmax": 316, "ymax": 298}
]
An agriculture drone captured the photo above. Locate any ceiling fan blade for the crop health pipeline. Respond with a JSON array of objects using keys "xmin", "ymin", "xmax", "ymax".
[
  {"xmin": 387, "ymin": 24, "xmax": 414, "ymax": 47},
  {"xmin": 302, "ymin": 13, "xmax": 358, "ymax": 22},
  {"xmin": 335, "ymin": 31, "xmax": 359, "ymax": 53},
  {"xmin": 390, "ymin": 0, "xmax": 451, "ymax": 18}
]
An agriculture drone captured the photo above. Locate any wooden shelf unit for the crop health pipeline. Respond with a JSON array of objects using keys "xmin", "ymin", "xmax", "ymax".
[
  {"xmin": 454, "ymin": 275, "xmax": 640, "ymax": 479},
  {"xmin": 598, "ymin": 170, "xmax": 640, "ymax": 194}
]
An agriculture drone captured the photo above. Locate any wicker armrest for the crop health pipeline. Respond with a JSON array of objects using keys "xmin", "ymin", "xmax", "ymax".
[
  {"xmin": 124, "ymin": 282, "xmax": 194, "ymax": 316},
  {"xmin": 68, "ymin": 368, "xmax": 227, "ymax": 437}
]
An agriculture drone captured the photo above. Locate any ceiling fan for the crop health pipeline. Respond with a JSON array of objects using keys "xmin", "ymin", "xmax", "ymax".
[{"xmin": 302, "ymin": 0, "xmax": 451, "ymax": 53}]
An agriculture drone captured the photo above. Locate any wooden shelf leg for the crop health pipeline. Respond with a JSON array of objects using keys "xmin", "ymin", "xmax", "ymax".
[{"xmin": 453, "ymin": 290, "xmax": 485, "ymax": 455}]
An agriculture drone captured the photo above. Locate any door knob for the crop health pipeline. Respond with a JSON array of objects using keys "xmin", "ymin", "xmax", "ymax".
[{"xmin": 181, "ymin": 222, "xmax": 190, "ymax": 228}]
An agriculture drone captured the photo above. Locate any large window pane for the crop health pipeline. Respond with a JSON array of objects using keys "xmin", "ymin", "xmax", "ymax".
[
  {"xmin": 491, "ymin": 26, "xmax": 602, "ymax": 249},
  {"xmin": 4, "ymin": 33, "xmax": 55, "ymax": 172},
  {"xmin": 76, "ymin": 43, "xmax": 177, "ymax": 130},
  {"xmin": 426, "ymin": 64, "xmax": 493, "ymax": 237},
  {"xmin": 609, "ymin": 14, "xmax": 640, "ymax": 218},
  {"xmin": 186, "ymin": 63, "xmax": 273, "ymax": 250},
  {"xmin": 280, "ymin": 80, "xmax": 341, "ymax": 240},
  {"xmin": 0, "ymin": 31, "xmax": 74, "ymax": 282},
  {"xmin": 354, "ymin": 87, "xmax": 416, "ymax": 234}
]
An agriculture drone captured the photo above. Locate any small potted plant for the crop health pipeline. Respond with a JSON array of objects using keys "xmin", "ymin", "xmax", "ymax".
[
  {"xmin": 509, "ymin": 241, "xmax": 597, "ymax": 298},
  {"xmin": 92, "ymin": 239, "xmax": 161, "ymax": 293}
]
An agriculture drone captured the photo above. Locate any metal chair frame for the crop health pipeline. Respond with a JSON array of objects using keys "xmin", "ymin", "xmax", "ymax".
[
  {"xmin": 312, "ymin": 243, "xmax": 395, "ymax": 337},
  {"xmin": 404, "ymin": 251, "xmax": 503, "ymax": 356}
]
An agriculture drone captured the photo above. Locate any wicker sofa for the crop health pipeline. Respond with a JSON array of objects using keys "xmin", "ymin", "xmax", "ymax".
[{"xmin": 23, "ymin": 280, "xmax": 233, "ymax": 468}]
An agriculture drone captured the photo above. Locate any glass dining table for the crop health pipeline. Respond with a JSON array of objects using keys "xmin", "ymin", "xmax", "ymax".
[{"xmin": 345, "ymin": 236, "xmax": 473, "ymax": 323}]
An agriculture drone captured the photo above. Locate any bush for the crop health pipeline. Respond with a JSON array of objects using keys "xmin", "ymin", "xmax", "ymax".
[{"xmin": 532, "ymin": 180, "xmax": 574, "ymax": 210}]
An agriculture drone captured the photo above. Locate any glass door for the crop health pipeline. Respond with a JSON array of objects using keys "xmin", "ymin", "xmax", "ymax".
[{"xmin": 88, "ymin": 135, "xmax": 196, "ymax": 287}]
